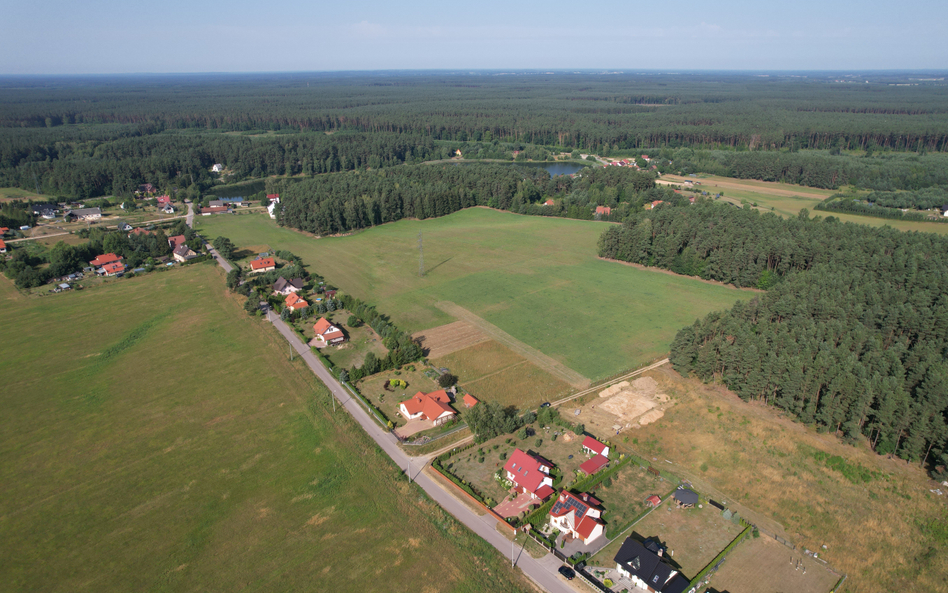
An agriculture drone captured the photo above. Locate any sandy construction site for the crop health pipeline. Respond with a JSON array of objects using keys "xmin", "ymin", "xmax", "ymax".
[{"xmin": 573, "ymin": 376, "xmax": 673, "ymax": 435}]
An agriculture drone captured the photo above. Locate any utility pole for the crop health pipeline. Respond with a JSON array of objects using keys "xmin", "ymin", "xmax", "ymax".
[
  {"xmin": 407, "ymin": 458, "xmax": 412, "ymax": 484},
  {"xmin": 417, "ymin": 231, "xmax": 423, "ymax": 277}
]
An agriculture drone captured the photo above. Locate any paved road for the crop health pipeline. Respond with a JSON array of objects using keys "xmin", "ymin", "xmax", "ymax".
[
  {"xmin": 263, "ymin": 311, "xmax": 576, "ymax": 593},
  {"xmin": 186, "ymin": 202, "xmax": 195, "ymax": 227}
]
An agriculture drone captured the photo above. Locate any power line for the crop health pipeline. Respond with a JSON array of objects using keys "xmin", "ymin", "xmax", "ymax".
[{"xmin": 418, "ymin": 231, "xmax": 424, "ymax": 277}]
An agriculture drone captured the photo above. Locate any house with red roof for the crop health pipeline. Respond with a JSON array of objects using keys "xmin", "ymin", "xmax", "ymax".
[
  {"xmin": 156, "ymin": 195, "xmax": 172, "ymax": 207},
  {"xmin": 0, "ymin": 239, "xmax": 6, "ymax": 253},
  {"xmin": 399, "ymin": 390, "xmax": 456, "ymax": 426},
  {"xmin": 0, "ymin": 227, "xmax": 9, "ymax": 235},
  {"xmin": 543, "ymin": 199, "xmax": 554, "ymax": 206},
  {"xmin": 101, "ymin": 262, "xmax": 126, "ymax": 276},
  {"xmin": 645, "ymin": 495, "xmax": 662, "ymax": 507},
  {"xmin": 250, "ymin": 257, "xmax": 276, "ymax": 273},
  {"xmin": 549, "ymin": 490, "xmax": 605, "ymax": 545},
  {"xmin": 89, "ymin": 253, "xmax": 122, "ymax": 268},
  {"xmin": 503, "ymin": 449, "xmax": 555, "ymax": 501},
  {"xmin": 645, "ymin": 200, "xmax": 665, "ymax": 210},
  {"xmin": 284, "ymin": 292, "xmax": 309, "ymax": 312},
  {"xmin": 313, "ymin": 317, "xmax": 345, "ymax": 344},
  {"xmin": 595, "ymin": 205, "xmax": 611, "ymax": 216},
  {"xmin": 582, "ymin": 436, "xmax": 610, "ymax": 459},
  {"xmin": 201, "ymin": 206, "xmax": 229, "ymax": 215},
  {"xmin": 266, "ymin": 194, "xmax": 280, "ymax": 201},
  {"xmin": 462, "ymin": 393, "xmax": 479, "ymax": 408},
  {"xmin": 167, "ymin": 235, "xmax": 187, "ymax": 250},
  {"xmin": 579, "ymin": 455, "xmax": 610, "ymax": 476}
]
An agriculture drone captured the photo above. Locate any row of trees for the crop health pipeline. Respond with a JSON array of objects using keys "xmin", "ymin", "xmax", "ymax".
[
  {"xmin": 339, "ymin": 294, "xmax": 424, "ymax": 382},
  {"xmin": 599, "ymin": 203, "xmax": 948, "ymax": 466}
]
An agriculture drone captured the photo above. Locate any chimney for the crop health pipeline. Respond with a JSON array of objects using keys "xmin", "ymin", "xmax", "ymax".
[{"xmin": 581, "ymin": 493, "xmax": 588, "ymax": 502}]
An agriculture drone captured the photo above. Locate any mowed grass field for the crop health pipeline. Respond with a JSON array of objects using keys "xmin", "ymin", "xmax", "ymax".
[
  {"xmin": 661, "ymin": 174, "xmax": 948, "ymax": 235},
  {"xmin": 196, "ymin": 209, "xmax": 750, "ymax": 381},
  {"xmin": 0, "ymin": 267, "xmax": 531, "ymax": 593}
]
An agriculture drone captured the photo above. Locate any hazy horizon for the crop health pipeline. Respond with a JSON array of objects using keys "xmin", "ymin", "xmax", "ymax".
[{"xmin": 2, "ymin": 0, "xmax": 946, "ymax": 75}]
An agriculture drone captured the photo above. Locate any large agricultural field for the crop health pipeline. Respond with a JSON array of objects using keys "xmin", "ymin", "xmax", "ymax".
[
  {"xmin": 0, "ymin": 267, "xmax": 531, "ymax": 593},
  {"xmin": 196, "ymin": 208, "xmax": 751, "ymax": 383}
]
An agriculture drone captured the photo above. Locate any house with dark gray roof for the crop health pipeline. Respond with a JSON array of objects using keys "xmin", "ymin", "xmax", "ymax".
[
  {"xmin": 614, "ymin": 537, "xmax": 689, "ymax": 593},
  {"xmin": 273, "ymin": 277, "xmax": 305, "ymax": 296},
  {"xmin": 673, "ymin": 487, "xmax": 699, "ymax": 508}
]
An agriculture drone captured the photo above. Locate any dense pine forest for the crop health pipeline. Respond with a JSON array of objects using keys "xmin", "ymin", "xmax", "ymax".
[
  {"xmin": 2, "ymin": 71, "xmax": 948, "ymax": 199},
  {"xmin": 599, "ymin": 204, "xmax": 948, "ymax": 469}
]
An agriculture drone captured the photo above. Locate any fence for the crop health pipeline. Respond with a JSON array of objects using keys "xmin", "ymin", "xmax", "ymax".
[
  {"xmin": 400, "ymin": 422, "xmax": 469, "ymax": 446},
  {"xmin": 429, "ymin": 465, "xmax": 516, "ymax": 532}
]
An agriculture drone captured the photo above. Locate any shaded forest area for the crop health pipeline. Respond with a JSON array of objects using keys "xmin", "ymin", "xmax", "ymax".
[
  {"xmin": 277, "ymin": 163, "xmax": 663, "ymax": 235},
  {"xmin": 599, "ymin": 204, "xmax": 948, "ymax": 472},
  {"xmin": 2, "ymin": 72, "xmax": 948, "ymax": 198}
]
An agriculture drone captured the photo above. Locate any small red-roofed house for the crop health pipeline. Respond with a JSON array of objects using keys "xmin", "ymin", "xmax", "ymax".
[
  {"xmin": 313, "ymin": 318, "xmax": 346, "ymax": 344},
  {"xmin": 156, "ymin": 195, "xmax": 171, "ymax": 207},
  {"xmin": 399, "ymin": 390, "xmax": 456, "ymax": 426},
  {"xmin": 582, "ymin": 436, "xmax": 610, "ymax": 459},
  {"xmin": 0, "ymin": 227, "xmax": 9, "ymax": 235},
  {"xmin": 284, "ymin": 292, "xmax": 309, "ymax": 311},
  {"xmin": 89, "ymin": 253, "xmax": 121, "ymax": 268},
  {"xmin": 0, "ymin": 239, "xmax": 6, "ymax": 253},
  {"xmin": 201, "ymin": 206, "xmax": 229, "ymax": 215},
  {"xmin": 543, "ymin": 199, "xmax": 554, "ymax": 206},
  {"xmin": 503, "ymin": 449, "xmax": 555, "ymax": 501},
  {"xmin": 645, "ymin": 200, "xmax": 665, "ymax": 210},
  {"xmin": 645, "ymin": 495, "xmax": 662, "ymax": 507},
  {"xmin": 167, "ymin": 235, "xmax": 187, "ymax": 250},
  {"xmin": 102, "ymin": 262, "xmax": 126, "ymax": 276},
  {"xmin": 579, "ymin": 455, "xmax": 609, "ymax": 476},
  {"xmin": 462, "ymin": 393, "xmax": 479, "ymax": 408},
  {"xmin": 549, "ymin": 490, "xmax": 605, "ymax": 545},
  {"xmin": 595, "ymin": 205, "xmax": 611, "ymax": 216},
  {"xmin": 250, "ymin": 257, "xmax": 276, "ymax": 273},
  {"xmin": 266, "ymin": 194, "xmax": 280, "ymax": 202}
]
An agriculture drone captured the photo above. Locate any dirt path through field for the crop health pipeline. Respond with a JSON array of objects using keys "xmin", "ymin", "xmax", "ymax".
[{"xmin": 434, "ymin": 301, "xmax": 591, "ymax": 389}]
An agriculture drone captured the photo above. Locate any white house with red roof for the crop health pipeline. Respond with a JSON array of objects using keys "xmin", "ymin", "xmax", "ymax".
[
  {"xmin": 156, "ymin": 195, "xmax": 172, "ymax": 207},
  {"xmin": 285, "ymin": 292, "xmax": 309, "ymax": 312},
  {"xmin": 250, "ymin": 257, "xmax": 276, "ymax": 273},
  {"xmin": 313, "ymin": 318, "xmax": 345, "ymax": 344},
  {"xmin": 0, "ymin": 239, "xmax": 6, "ymax": 253},
  {"xmin": 549, "ymin": 490, "xmax": 605, "ymax": 545},
  {"xmin": 582, "ymin": 436, "xmax": 610, "ymax": 458},
  {"xmin": 503, "ymin": 449, "xmax": 555, "ymax": 501},
  {"xmin": 101, "ymin": 262, "xmax": 126, "ymax": 276},
  {"xmin": 399, "ymin": 390, "xmax": 456, "ymax": 426},
  {"xmin": 89, "ymin": 253, "xmax": 122, "ymax": 268},
  {"xmin": 167, "ymin": 235, "xmax": 187, "ymax": 251}
]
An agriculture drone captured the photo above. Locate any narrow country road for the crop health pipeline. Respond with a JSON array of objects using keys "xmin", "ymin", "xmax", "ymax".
[{"xmin": 263, "ymin": 311, "xmax": 578, "ymax": 593}]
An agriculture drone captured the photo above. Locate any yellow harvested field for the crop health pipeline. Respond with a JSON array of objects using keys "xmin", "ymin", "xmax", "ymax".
[{"xmin": 413, "ymin": 320, "xmax": 490, "ymax": 358}]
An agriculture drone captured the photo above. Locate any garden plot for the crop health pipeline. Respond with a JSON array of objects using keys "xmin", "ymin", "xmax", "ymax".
[{"xmin": 708, "ymin": 535, "xmax": 840, "ymax": 593}]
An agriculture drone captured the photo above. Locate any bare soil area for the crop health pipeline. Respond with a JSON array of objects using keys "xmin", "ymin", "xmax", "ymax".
[{"xmin": 412, "ymin": 320, "xmax": 490, "ymax": 359}]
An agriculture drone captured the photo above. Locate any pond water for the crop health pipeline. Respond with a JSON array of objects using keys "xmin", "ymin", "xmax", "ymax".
[{"xmin": 540, "ymin": 162, "xmax": 586, "ymax": 177}]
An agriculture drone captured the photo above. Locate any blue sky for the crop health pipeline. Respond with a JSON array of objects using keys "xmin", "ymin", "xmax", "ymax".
[{"xmin": 2, "ymin": 0, "xmax": 946, "ymax": 74}]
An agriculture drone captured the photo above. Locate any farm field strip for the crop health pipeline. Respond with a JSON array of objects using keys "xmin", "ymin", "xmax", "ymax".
[{"xmin": 435, "ymin": 300, "xmax": 590, "ymax": 389}]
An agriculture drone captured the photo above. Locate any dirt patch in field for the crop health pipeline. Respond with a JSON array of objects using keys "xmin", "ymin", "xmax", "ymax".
[
  {"xmin": 598, "ymin": 377, "xmax": 672, "ymax": 428},
  {"xmin": 709, "ymin": 534, "xmax": 840, "ymax": 593},
  {"xmin": 412, "ymin": 320, "xmax": 490, "ymax": 359}
]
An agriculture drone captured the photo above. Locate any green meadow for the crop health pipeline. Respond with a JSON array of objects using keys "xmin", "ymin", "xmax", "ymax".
[
  {"xmin": 0, "ymin": 267, "xmax": 530, "ymax": 593},
  {"xmin": 197, "ymin": 208, "xmax": 751, "ymax": 381}
]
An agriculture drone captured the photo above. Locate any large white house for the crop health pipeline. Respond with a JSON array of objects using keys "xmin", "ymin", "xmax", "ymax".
[
  {"xmin": 502, "ymin": 449, "xmax": 555, "ymax": 501},
  {"xmin": 398, "ymin": 390, "xmax": 456, "ymax": 426}
]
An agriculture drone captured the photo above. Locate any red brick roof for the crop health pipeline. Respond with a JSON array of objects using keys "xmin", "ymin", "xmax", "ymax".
[
  {"xmin": 168, "ymin": 235, "xmax": 187, "ymax": 250},
  {"xmin": 102, "ymin": 262, "xmax": 126, "ymax": 275},
  {"xmin": 595, "ymin": 206, "xmax": 611, "ymax": 215},
  {"xmin": 646, "ymin": 495, "xmax": 662, "ymax": 506},
  {"xmin": 504, "ymin": 449, "xmax": 554, "ymax": 496},
  {"xmin": 582, "ymin": 436, "xmax": 607, "ymax": 455},
  {"xmin": 201, "ymin": 206, "xmax": 228, "ymax": 213},
  {"xmin": 401, "ymin": 390, "xmax": 455, "ymax": 422},
  {"xmin": 579, "ymin": 455, "xmax": 609, "ymax": 476},
  {"xmin": 0, "ymin": 239, "xmax": 6, "ymax": 250},
  {"xmin": 266, "ymin": 194, "xmax": 280, "ymax": 200},
  {"xmin": 313, "ymin": 317, "xmax": 344, "ymax": 341},
  {"xmin": 462, "ymin": 393, "xmax": 479, "ymax": 407},
  {"xmin": 90, "ymin": 253, "xmax": 121, "ymax": 267},
  {"xmin": 575, "ymin": 514, "xmax": 604, "ymax": 539},
  {"xmin": 156, "ymin": 195, "xmax": 171, "ymax": 205},
  {"xmin": 250, "ymin": 257, "xmax": 275, "ymax": 271},
  {"xmin": 285, "ymin": 293, "xmax": 309, "ymax": 310}
]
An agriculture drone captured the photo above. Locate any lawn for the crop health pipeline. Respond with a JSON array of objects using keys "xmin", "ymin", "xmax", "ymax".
[
  {"xmin": 433, "ymin": 340, "xmax": 573, "ymax": 409},
  {"xmin": 305, "ymin": 309, "xmax": 389, "ymax": 370},
  {"xmin": 445, "ymin": 421, "xmax": 603, "ymax": 509},
  {"xmin": 357, "ymin": 366, "xmax": 442, "ymax": 427},
  {"xmin": 610, "ymin": 366, "xmax": 948, "ymax": 593},
  {"xmin": 196, "ymin": 208, "xmax": 751, "ymax": 381},
  {"xmin": 0, "ymin": 265, "xmax": 532, "ymax": 593},
  {"xmin": 588, "ymin": 503, "xmax": 743, "ymax": 580},
  {"xmin": 709, "ymin": 534, "xmax": 840, "ymax": 593},
  {"xmin": 594, "ymin": 462, "xmax": 673, "ymax": 536}
]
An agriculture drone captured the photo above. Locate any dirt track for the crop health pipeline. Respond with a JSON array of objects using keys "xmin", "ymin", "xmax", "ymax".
[{"xmin": 433, "ymin": 301, "xmax": 591, "ymax": 389}]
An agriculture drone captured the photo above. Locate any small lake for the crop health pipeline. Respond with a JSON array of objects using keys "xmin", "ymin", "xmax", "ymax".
[{"xmin": 540, "ymin": 162, "xmax": 587, "ymax": 177}]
